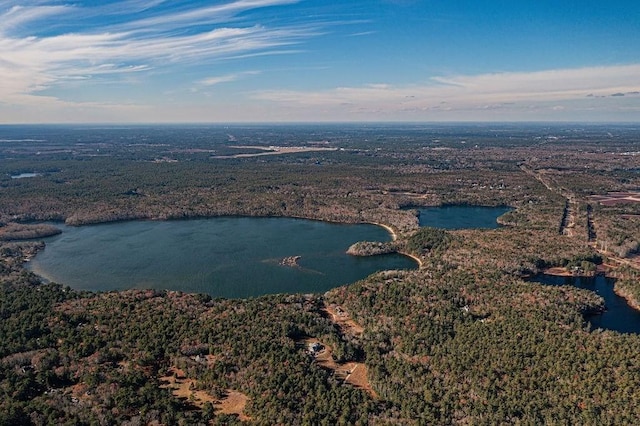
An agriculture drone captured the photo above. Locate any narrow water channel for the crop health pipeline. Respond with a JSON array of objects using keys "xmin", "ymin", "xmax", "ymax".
[{"xmin": 533, "ymin": 274, "xmax": 640, "ymax": 334}]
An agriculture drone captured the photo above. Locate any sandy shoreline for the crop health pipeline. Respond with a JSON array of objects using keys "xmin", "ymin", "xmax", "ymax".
[
  {"xmin": 368, "ymin": 221, "xmax": 423, "ymax": 269},
  {"xmin": 399, "ymin": 251, "xmax": 423, "ymax": 269},
  {"xmin": 370, "ymin": 222, "xmax": 398, "ymax": 241}
]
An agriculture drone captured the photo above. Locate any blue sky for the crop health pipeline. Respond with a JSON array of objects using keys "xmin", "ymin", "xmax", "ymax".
[{"xmin": 1, "ymin": 0, "xmax": 639, "ymax": 123}]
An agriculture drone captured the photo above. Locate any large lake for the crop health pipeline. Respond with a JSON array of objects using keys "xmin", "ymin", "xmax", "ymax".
[
  {"xmin": 416, "ymin": 205, "xmax": 511, "ymax": 229},
  {"xmin": 27, "ymin": 218, "xmax": 417, "ymax": 298}
]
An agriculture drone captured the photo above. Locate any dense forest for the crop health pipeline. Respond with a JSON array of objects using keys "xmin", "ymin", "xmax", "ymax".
[{"xmin": 2, "ymin": 124, "xmax": 640, "ymax": 424}]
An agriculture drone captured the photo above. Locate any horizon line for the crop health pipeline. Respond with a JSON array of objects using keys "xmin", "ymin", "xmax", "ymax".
[{"xmin": 1, "ymin": 120, "xmax": 639, "ymax": 127}]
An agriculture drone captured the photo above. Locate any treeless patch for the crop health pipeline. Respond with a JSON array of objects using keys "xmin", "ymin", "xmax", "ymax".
[
  {"xmin": 590, "ymin": 192, "xmax": 640, "ymax": 206},
  {"xmin": 159, "ymin": 365, "xmax": 251, "ymax": 420},
  {"xmin": 544, "ymin": 266, "xmax": 595, "ymax": 277},
  {"xmin": 301, "ymin": 337, "xmax": 339, "ymax": 370},
  {"xmin": 293, "ymin": 305, "xmax": 376, "ymax": 397},
  {"xmin": 544, "ymin": 267, "xmax": 574, "ymax": 277},
  {"xmin": 299, "ymin": 335, "xmax": 376, "ymax": 398},
  {"xmin": 344, "ymin": 363, "xmax": 378, "ymax": 399},
  {"xmin": 323, "ymin": 304, "xmax": 364, "ymax": 336},
  {"xmin": 213, "ymin": 145, "xmax": 337, "ymax": 159},
  {"xmin": 215, "ymin": 390, "xmax": 251, "ymax": 421},
  {"xmin": 159, "ymin": 366, "xmax": 215, "ymax": 409}
]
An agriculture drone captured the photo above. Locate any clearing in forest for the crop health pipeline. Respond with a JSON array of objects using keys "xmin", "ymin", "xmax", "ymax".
[
  {"xmin": 590, "ymin": 192, "xmax": 640, "ymax": 206},
  {"xmin": 323, "ymin": 304, "xmax": 364, "ymax": 336},
  {"xmin": 159, "ymin": 366, "xmax": 216, "ymax": 408},
  {"xmin": 295, "ymin": 303, "xmax": 377, "ymax": 398},
  {"xmin": 159, "ymin": 365, "xmax": 250, "ymax": 420},
  {"xmin": 213, "ymin": 145, "xmax": 337, "ymax": 158},
  {"xmin": 214, "ymin": 390, "xmax": 251, "ymax": 421}
]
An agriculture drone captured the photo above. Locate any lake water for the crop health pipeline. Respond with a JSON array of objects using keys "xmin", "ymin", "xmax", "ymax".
[
  {"xmin": 410, "ymin": 204, "xmax": 640, "ymax": 335},
  {"xmin": 416, "ymin": 205, "xmax": 511, "ymax": 229},
  {"xmin": 533, "ymin": 274, "xmax": 640, "ymax": 334},
  {"xmin": 27, "ymin": 218, "xmax": 417, "ymax": 298}
]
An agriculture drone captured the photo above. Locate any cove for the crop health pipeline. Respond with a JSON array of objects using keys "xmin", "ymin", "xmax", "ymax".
[
  {"xmin": 532, "ymin": 274, "xmax": 640, "ymax": 334},
  {"xmin": 415, "ymin": 205, "xmax": 511, "ymax": 229},
  {"xmin": 27, "ymin": 217, "xmax": 418, "ymax": 299}
]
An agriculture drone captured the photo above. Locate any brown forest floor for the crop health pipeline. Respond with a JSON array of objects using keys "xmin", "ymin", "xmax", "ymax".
[{"xmin": 159, "ymin": 365, "xmax": 250, "ymax": 420}]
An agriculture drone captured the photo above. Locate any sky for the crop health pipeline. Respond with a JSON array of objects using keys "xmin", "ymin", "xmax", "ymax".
[{"xmin": 0, "ymin": 0, "xmax": 639, "ymax": 123}]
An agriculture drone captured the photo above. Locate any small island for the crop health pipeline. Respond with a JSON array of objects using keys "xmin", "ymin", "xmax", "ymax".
[
  {"xmin": 279, "ymin": 255, "xmax": 302, "ymax": 267},
  {"xmin": 346, "ymin": 241, "xmax": 397, "ymax": 256}
]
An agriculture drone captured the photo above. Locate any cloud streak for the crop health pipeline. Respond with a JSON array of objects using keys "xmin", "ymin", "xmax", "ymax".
[
  {"xmin": 252, "ymin": 64, "xmax": 640, "ymax": 118},
  {"xmin": 199, "ymin": 71, "xmax": 261, "ymax": 86},
  {"xmin": 1, "ymin": 1, "xmax": 637, "ymax": 123},
  {"xmin": 0, "ymin": 0, "xmax": 312, "ymax": 110},
  {"xmin": 118, "ymin": 0, "xmax": 301, "ymax": 32},
  {"xmin": 0, "ymin": 4, "xmax": 70, "ymax": 34}
]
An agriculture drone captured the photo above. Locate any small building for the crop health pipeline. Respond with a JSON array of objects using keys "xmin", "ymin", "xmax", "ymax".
[{"xmin": 308, "ymin": 342, "xmax": 323, "ymax": 354}]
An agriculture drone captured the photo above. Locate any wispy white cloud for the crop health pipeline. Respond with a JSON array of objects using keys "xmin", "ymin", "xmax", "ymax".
[
  {"xmin": 2, "ymin": 2, "xmax": 637, "ymax": 123},
  {"xmin": 199, "ymin": 71, "xmax": 260, "ymax": 86},
  {"xmin": 110, "ymin": 0, "xmax": 169, "ymax": 14},
  {"xmin": 0, "ymin": 4, "xmax": 70, "ymax": 34},
  {"xmin": 348, "ymin": 31, "xmax": 376, "ymax": 37},
  {"xmin": 430, "ymin": 65, "xmax": 640, "ymax": 102},
  {"xmin": 0, "ymin": 0, "xmax": 313, "ymax": 112},
  {"xmin": 252, "ymin": 64, "xmax": 640, "ymax": 118},
  {"xmin": 119, "ymin": 0, "xmax": 301, "ymax": 32}
]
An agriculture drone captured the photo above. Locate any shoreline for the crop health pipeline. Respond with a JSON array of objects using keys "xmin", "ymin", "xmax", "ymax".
[
  {"xmin": 613, "ymin": 285, "xmax": 640, "ymax": 312},
  {"xmin": 367, "ymin": 221, "xmax": 423, "ymax": 269},
  {"xmin": 19, "ymin": 214, "xmax": 421, "ymax": 274},
  {"xmin": 368, "ymin": 222, "xmax": 398, "ymax": 241},
  {"xmin": 18, "ymin": 214, "xmax": 424, "ymax": 294},
  {"xmin": 543, "ymin": 266, "xmax": 596, "ymax": 278},
  {"xmin": 398, "ymin": 251, "xmax": 423, "ymax": 269},
  {"xmin": 543, "ymin": 266, "xmax": 640, "ymax": 314}
]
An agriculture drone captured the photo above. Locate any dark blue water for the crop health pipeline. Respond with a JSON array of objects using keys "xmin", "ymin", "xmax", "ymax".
[
  {"xmin": 27, "ymin": 218, "xmax": 418, "ymax": 299},
  {"xmin": 533, "ymin": 274, "xmax": 640, "ymax": 334},
  {"xmin": 416, "ymin": 205, "xmax": 511, "ymax": 229}
]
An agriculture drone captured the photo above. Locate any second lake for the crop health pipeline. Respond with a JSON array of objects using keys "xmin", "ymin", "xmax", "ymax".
[{"xmin": 416, "ymin": 205, "xmax": 512, "ymax": 229}]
